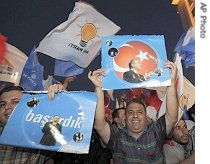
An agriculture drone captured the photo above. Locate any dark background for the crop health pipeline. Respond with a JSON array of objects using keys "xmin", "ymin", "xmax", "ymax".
[{"xmin": 0, "ymin": 0, "xmax": 195, "ymax": 91}]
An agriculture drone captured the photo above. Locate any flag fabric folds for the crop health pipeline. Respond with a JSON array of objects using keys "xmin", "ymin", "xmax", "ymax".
[
  {"xmin": 182, "ymin": 76, "xmax": 195, "ymax": 110},
  {"xmin": 158, "ymin": 53, "xmax": 195, "ymax": 122},
  {"xmin": 36, "ymin": 1, "xmax": 121, "ymax": 68},
  {"xmin": 183, "ymin": 105, "xmax": 190, "ymax": 120},
  {"xmin": 20, "ymin": 46, "xmax": 44, "ymax": 91},
  {"xmin": 175, "ymin": 54, "xmax": 185, "ymax": 122},
  {"xmin": 174, "ymin": 27, "xmax": 195, "ymax": 69},
  {"xmin": 0, "ymin": 43, "xmax": 28, "ymax": 85},
  {"xmin": 54, "ymin": 59, "xmax": 84, "ymax": 77},
  {"xmin": 158, "ymin": 53, "xmax": 183, "ymax": 119}
]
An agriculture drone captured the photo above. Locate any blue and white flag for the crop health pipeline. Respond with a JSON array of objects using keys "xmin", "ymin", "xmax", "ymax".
[
  {"xmin": 20, "ymin": 46, "xmax": 44, "ymax": 91},
  {"xmin": 54, "ymin": 59, "xmax": 84, "ymax": 77},
  {"xmin": 36, "ymin": 1, "xmax": 121, "ymax": 68},
  {"xmin": 158, "ymin": 53, "xmax": 184, "ymax": 119},
  {"xmin": 174, "ymin": 27, "xmax": 195, "ymax": 69},
  {"xmin": 158, "ymin": 53, "xmax": 195, "ymax": 123}
]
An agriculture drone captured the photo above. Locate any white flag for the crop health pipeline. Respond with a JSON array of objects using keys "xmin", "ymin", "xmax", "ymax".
[
  {"xmin": 157, "ymin": 53, "xmax": 195, "ymax": 122},
  {"xmin": 182, "ymin": 76, "xmax": 195, "ymax": 110},
  {"xmin": 158, "ymin": 53, "xmax": 184, "ymax": 119},
  {"xmin": 36, "ymin": 1, "xmax": 121, "ymax": 68},
  {"xmin": 175, "ymin": 54, "xmax": 185, "ymax": 121},
  {"xmin": 0, "ymin": 43, "xmax": 28, "ymax": 85}
]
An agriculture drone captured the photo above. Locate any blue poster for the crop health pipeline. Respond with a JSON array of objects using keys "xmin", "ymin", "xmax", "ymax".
[
  {"xmin": 0, "ymin": 91, "xmax": 97, "ymax": 154},
  {"xmin": 101, "ymin": 35, "xmax": 171, "ymax": 90}
]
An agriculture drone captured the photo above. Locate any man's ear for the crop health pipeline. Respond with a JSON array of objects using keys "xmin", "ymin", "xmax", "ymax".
[{"xmin": 130, "ymin": 62, "xmax": 134, "ymax": 68}]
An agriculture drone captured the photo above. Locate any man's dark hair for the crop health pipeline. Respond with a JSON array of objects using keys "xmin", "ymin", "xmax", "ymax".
[
  {"xmin": 0, "ymin": 85, "xmax": 24, "ymax": 97},
  {"xmin": 112, "ymin": 107, "xmax": 126, "ymax": 125},
  {"xmin": 128, "ymin": 59, "xmax": 135, "ymax": 69},
  {"xmin": 126, "ymin": 98, "xmax": 146, "ymax": 112},
  {"xmin": 167, "ymin": 118, "xmax": 186, "ymax": 140}
]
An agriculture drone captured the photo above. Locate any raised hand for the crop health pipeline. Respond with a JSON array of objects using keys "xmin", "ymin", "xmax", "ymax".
[
  {"xmin": 88, "ymin": 68, "xmax": 105, "ymax": 89},
  {"xmin": 47, "ymin": 84, "xmax": 66, "ymax": 100}
]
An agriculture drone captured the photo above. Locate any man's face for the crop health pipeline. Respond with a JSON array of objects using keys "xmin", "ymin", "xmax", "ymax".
[
  {"xmin": 172, "ymin": 119, "xmax": 189, "ymax": 145},
  {"xmin": 132, "ymin": 59, "xmax": 141, "ymax": 71},
  {"xmin": 0, "ymin": 90, "xmax": 23, "ymax": 124},
  {"xmin": 125, "ymin": 102, "xmax": 147, "ymax": 135},
  {"xmin": 53, "ymin": 116, "xmax": 60, "ymax": 123}
]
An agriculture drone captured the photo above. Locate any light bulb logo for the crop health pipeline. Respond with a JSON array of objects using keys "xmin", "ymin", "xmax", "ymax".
[
  {"xmin": 80, "ymin": 23, "xmax": 97, "ymax": 47},
  {"xmin": 179, "ymin": 94, "xmax": 189, "ymax": 111}
]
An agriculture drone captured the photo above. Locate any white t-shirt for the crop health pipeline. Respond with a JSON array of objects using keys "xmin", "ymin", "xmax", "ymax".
[{"xmin": 163, "ymin": 140, "xmax": 185, "ymax": 164}]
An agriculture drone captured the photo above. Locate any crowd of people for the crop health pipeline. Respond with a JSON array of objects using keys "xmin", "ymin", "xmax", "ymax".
[{"xmin": 0, "ymin": 60, "xmax": 195, "ymax": 163}]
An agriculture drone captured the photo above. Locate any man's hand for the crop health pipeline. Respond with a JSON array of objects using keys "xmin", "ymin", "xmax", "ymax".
[
  {"xmin": 88, "ymin": 68, "xmax": 105, "ymax": 89},
  {"xmin": 63, "ymin": 76, "xmax": 77, "ymax": 89},
  {"xmin": 47, "ymin": 84, "xmax": 66, "ymax": 100},
  {"xmin": 164, "ymin": 60, "xmax": 178, "ymax": 86},
  {"xmin": 144, "ymin": 71, "xmax": 154, "ymax": 79}
]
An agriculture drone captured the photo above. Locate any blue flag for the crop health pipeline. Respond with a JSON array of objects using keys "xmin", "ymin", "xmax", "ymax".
[
  {"xmin": 174, "ymin": 32, "xmax": 186, "ymax": 55},
  {"xmin": 174, "ymin": 27, "xmax": 195, "ymax": 69},
  {"xmin": 184, "ymin": 53, "xmax": 195, "ymax": 68},
  {"xmin": 54, "ymin": 59, "xmax": 84, "ymax": 77},
  {"xmin": 20, "ymin": 46, "xmax": 44, "ymax": 90},
  {"xmin": 183, "ymin": 105, "xmax": 190, "ymax": 120}
]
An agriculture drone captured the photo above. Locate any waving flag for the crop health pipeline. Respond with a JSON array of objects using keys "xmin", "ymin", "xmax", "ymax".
[
  {"xmin": 0, "ymin": 34, "xmax": 7, "ymax": 64},
  {"xmin": 174, "ymin": 27, "xmax": 195, "ymax": 69},
  {"xmin": 158, "ymin": 53, "xmax": 183, "ymax": 119},
  {"xmin": 174, "ymin": 54, "xmax": 185, "ymax": 121},
  {"xmin": 183, "ymin": 76, "xmax": 195, "ymax": 108},
  {"xmin": 158, "ymin": 53, "xmax": 195, "ymax": 122},
  {"xmin": 183, "ymin": 105, "xmax": 190, "ymax": 120},
  {"xmin": 20, "ymin": 47, "xmax": 44, "ymax": 91},
  {"xmin": 0, "ymin": 43, "xmax": 27, "ymax": 85},
  {"xmin": 54, "ymin": 59, "xmax": 84, "ymax": 77},
  {"xmin": 36, "ymin": 1, "xmax": 121, "ymax": 68}
]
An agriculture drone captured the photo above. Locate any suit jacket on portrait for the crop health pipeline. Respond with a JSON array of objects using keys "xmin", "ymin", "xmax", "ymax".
[
  {"xmin": 123, "ymin": 70, "xmax": 145, "ymax": 83},
  {"xmin": 39, "ymin": 121, "xmax": 62, "ymax": 146}
]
